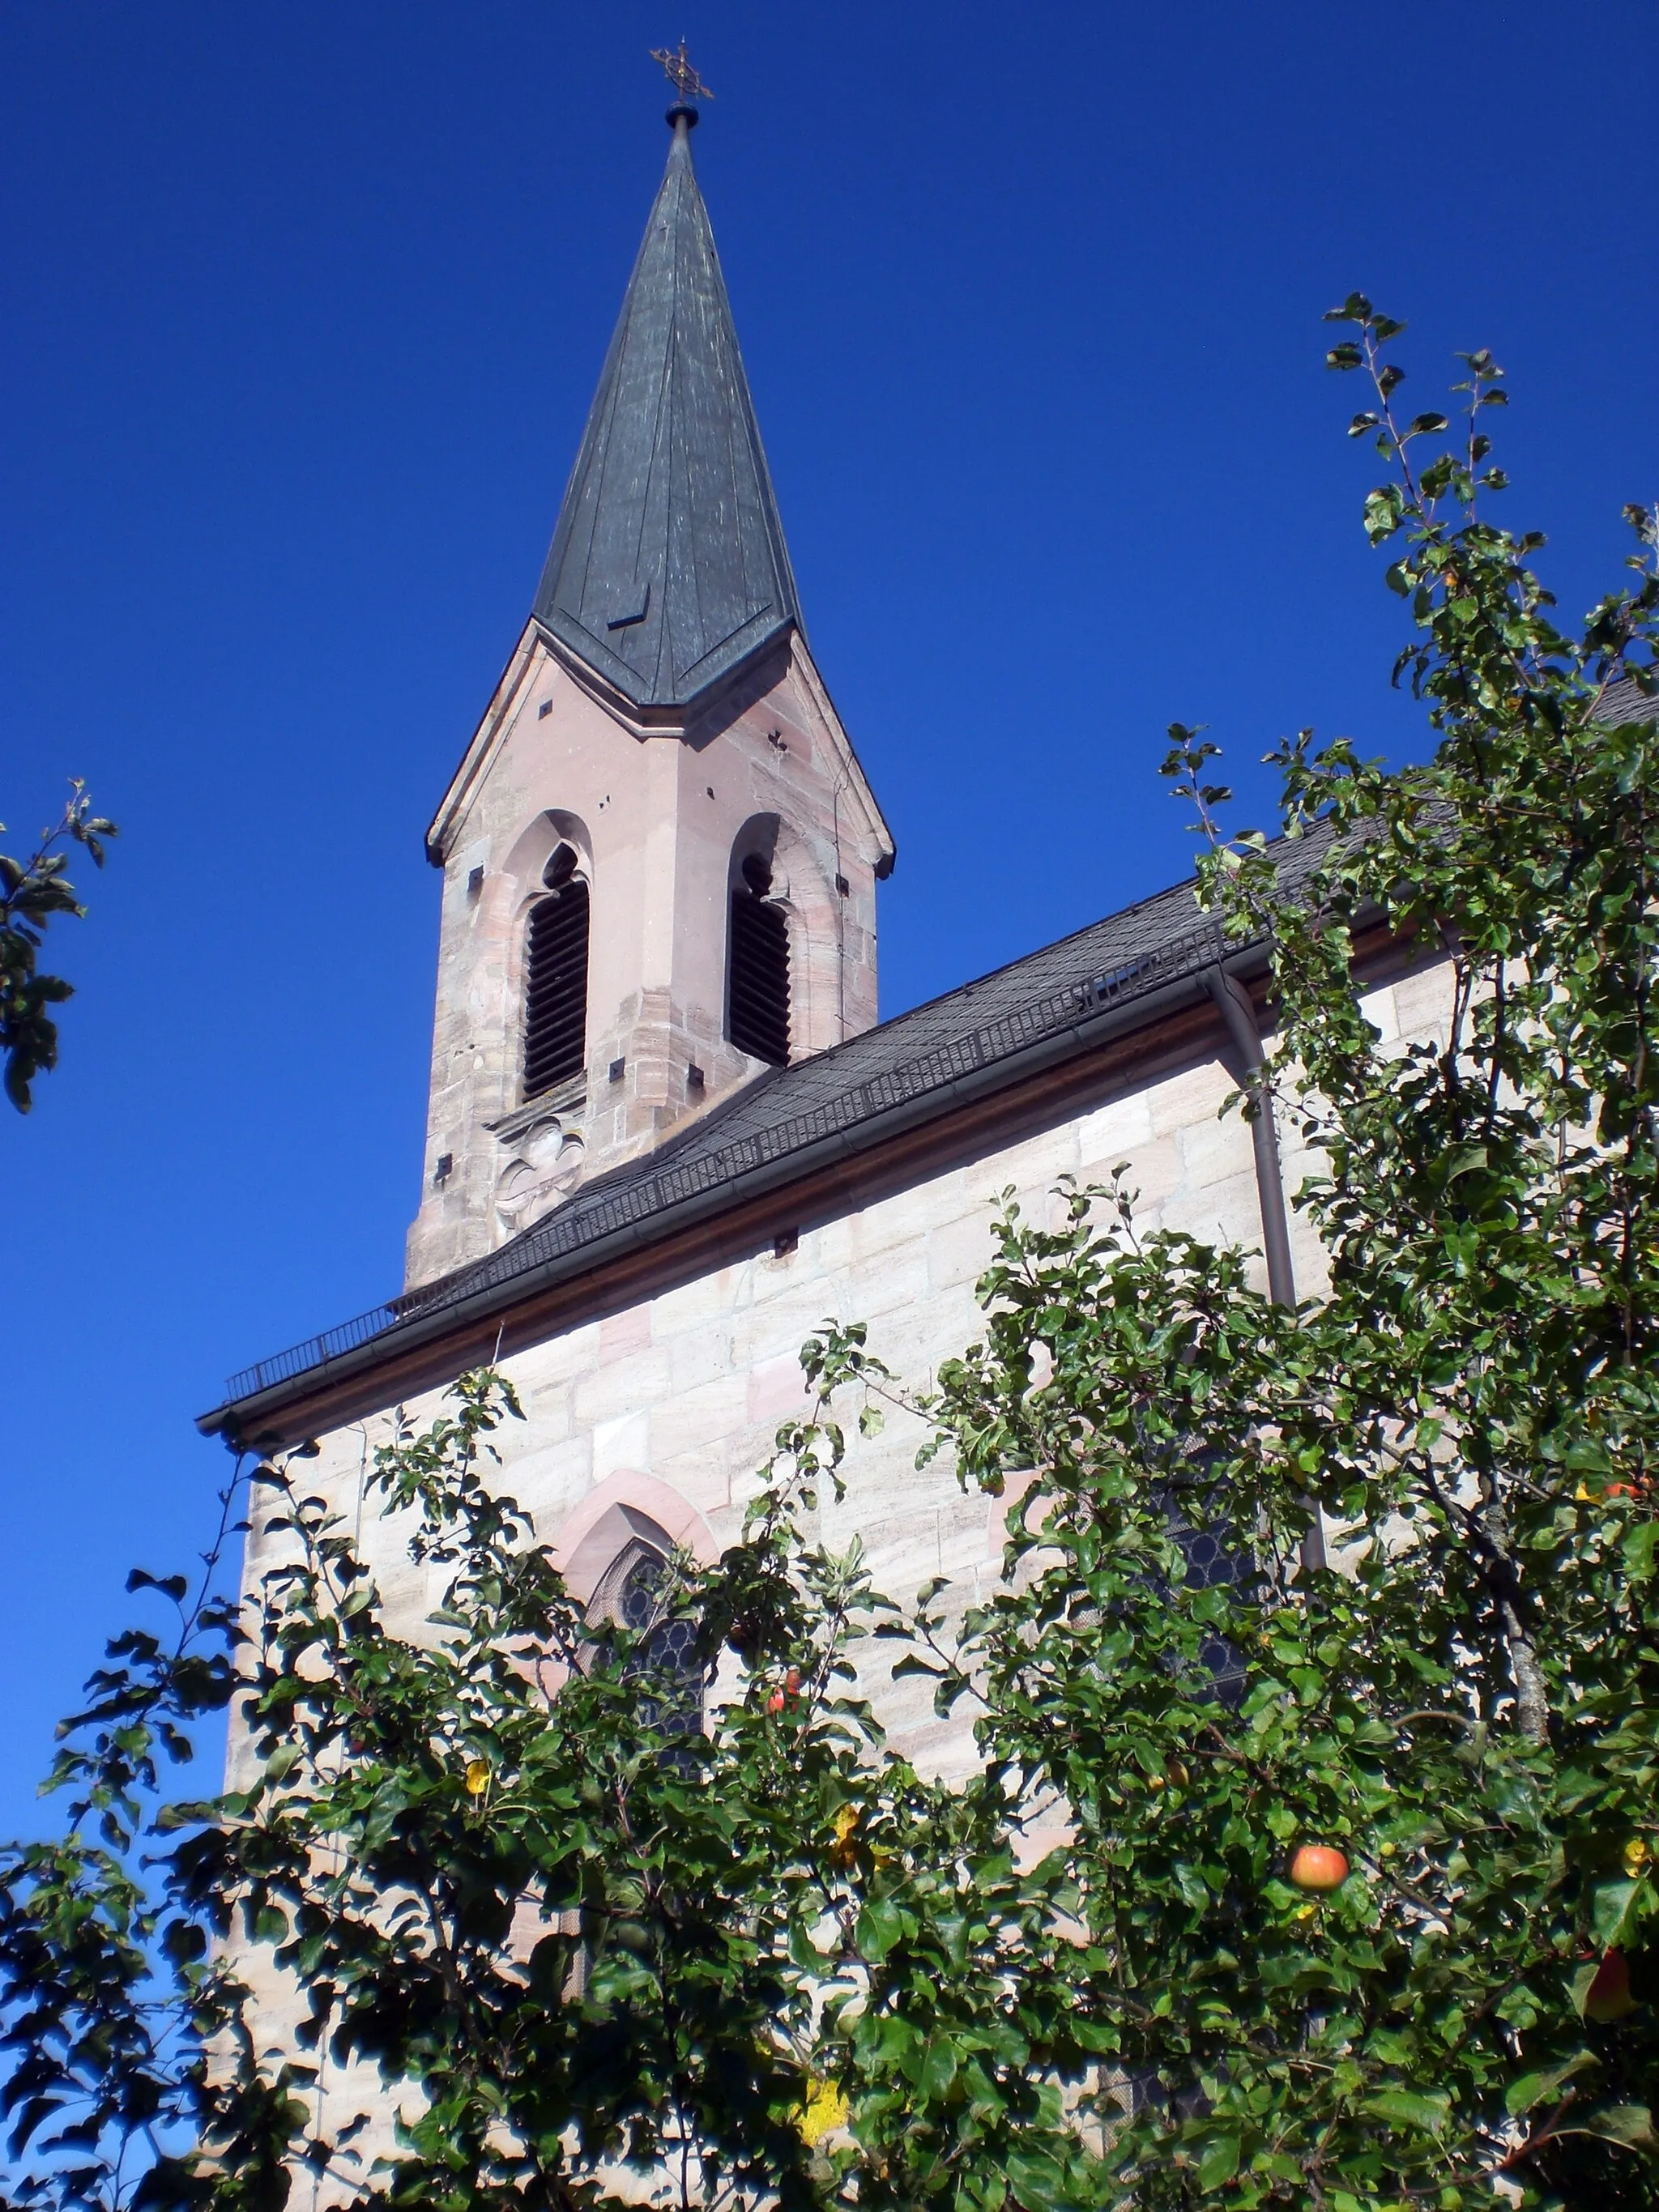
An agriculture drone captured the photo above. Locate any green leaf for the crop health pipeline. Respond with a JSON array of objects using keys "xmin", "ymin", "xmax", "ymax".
[
  {"xmin": 1198, "ymin": 2133, "xmax": 1242, "ymax": 2189},
  {"xmin": 1362, "ymin": 2089, "xmax": 1451, "ymax": 2133},
  {"xmin": 1507, "ymin": 2051, "xmax": 1596, "ymax": 2116},
  {"xmin": 1571, "ymin": 1959, "xmax": 1605, "ymax": 2018},
  {"xmin": 856, "ymin": 1897, "xmax": 903, "ymax": 1962},
  {"xmin": 916, "ymin": 2039, "xmax": 958, "ymax": 2100},
  {"xmin": 1592, "ymin": 1877, "xmax": 1641, "ymax": 1947},
  {"xmin": 1580, "ymin": 2105, "xmax": 1657, "ymax": 2148},
  {"xmin": 1003, "ymin": 2149, "xmax": 1066, "ymax": 2212}
]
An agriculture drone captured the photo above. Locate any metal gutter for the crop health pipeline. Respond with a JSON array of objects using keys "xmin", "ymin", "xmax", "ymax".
[
  {"xmin": 1202, "ymin": 964, "xmax": 1326, "ymax": 1575},
  {"xmin": 1204, "ymin": 967, "xmax": 1298, "ymax": 1310}
]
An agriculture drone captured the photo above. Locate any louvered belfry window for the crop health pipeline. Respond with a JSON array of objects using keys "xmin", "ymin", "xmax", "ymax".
[
  {"xmin": 727, "ymin": 853, "xmax": 790, "ymax": 1065},
  {"xmin": 523, "ymin": 845, "xmax": 589, "ymax": 1097}
]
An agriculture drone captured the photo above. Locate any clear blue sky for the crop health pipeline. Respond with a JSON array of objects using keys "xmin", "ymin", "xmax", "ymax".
[{"xmin": 3, "ymin": 1, "xmax": 1654, "ymax": 1834}]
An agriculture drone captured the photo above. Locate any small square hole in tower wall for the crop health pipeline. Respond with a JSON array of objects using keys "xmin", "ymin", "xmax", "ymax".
[
  {"xmin": 538, "ymin": 699, "xmax": 554, "ymax": 718},
  {"xmin": 467, "ymin": 867, "xmax": 484, "ymax": 901}
]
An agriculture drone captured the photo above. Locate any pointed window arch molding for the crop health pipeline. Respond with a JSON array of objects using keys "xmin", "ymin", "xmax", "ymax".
[
  {"xmin": 552, "ymin": 1473, "xmax": 719, "ymax": 1742},
  {"xmin": 549, "ymin": 1471, "xmax": 718, "ymax": 1609}
]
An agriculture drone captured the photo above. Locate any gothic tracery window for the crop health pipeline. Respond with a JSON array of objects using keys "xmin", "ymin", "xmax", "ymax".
[
  {"xmin": 589, "ymin": 1541, "xmax": 704, "ymax": 1741},
  {"xmin": 1165, "ymin": 1484, "xmax": 1251, "ymax": 1711},
  {"xmin": 523, "ymin": 843, "xmax": 589, "ymax": 1097},
  {"xmin": 727, "ymin": 851, "xmax": 790, "ymax": 1066},
  {"xmin": 1066, "ymin": 1462, "xmax": 1252, "ymax": 1712}
]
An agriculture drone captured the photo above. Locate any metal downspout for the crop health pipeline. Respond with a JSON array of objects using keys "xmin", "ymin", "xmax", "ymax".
[{"xmin": 1204, "ymin": 966, "xmax": 1326, "ymax": 1573}]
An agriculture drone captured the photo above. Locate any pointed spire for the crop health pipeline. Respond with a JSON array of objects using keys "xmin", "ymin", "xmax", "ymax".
[{"xmin": 532, "ymin": 110, "xmax": 802, "ymax": 711}]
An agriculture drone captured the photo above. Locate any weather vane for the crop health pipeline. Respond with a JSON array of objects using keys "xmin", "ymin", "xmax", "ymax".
[{"xmin": 650, "ymin": 40, "xmax": 713, "ymax": 107}]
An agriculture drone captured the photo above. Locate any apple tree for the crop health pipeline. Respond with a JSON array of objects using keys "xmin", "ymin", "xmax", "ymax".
[{"xmin": 825, "ymin": 299, "xmax": 1659, "ymax": 2206}]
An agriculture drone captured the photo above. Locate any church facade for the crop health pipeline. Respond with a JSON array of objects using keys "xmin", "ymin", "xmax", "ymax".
[{"xmin": 200, "ymin": 99, "xmax": 1449, "ymax": 1776}]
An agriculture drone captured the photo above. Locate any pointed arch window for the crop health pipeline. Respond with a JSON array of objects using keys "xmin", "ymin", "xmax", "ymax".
[
  {"xmin": 727, "ymin": 852, "xmax": 790, "ymax": 1066},
  {"xmin": 1062, "ymin": 1450, "xmax": 1252, "ymax": 1714},
  {"xmin": 524, "ymin": 844, "xmax": 589, "ymax": 1097},
  {"xmin": 589, "ymin": 1541, "xmax": 704, "ymax": 1743}
]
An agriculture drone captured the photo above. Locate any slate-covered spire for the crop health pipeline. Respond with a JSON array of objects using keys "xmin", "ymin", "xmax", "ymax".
[{"xmin": 532, "ymin": 107, "xmax": 802, "ymax": 712}]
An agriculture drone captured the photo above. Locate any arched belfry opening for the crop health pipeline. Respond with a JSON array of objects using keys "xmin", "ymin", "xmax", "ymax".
[
  {"xmin": 727, "ymin": 850, "xmax": 791, "ymax": 1067},
  {"xmin": 524, "ymin": 843, "xmax": 589, "ymax": 1098}
]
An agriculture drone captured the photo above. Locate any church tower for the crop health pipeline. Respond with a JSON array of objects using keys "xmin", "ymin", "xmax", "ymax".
[{"xmin": 405, "ymin": 93, "xmax": 893, "ymax": 1292}]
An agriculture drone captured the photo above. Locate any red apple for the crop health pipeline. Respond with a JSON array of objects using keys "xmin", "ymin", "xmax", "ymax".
[
  {"xmin": 1288, "ymin": 1844, "xmax": 1350, "ymax": 1892},
  {"xmin": 766, "ymin": 1690, "xmax": 787, "ymax": 1713},
  {"xmin": 785, "ymin": 1668, "xmax": 803, "ymax": 1695},
  {"xmin": 1585, "ymin": 1950, "xmax": 1636, "ymax": 2022}
]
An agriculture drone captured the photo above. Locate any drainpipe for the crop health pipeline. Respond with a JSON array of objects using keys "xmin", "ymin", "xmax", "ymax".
[{"xmin": 1204, "ymin": 966, "xmax": 1326, "ymax": 1573}]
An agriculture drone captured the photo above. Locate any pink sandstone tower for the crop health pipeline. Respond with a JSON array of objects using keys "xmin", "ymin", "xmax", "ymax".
[{"xmin": 403, "ymin": 95, "xmax": 893, "ymax": 1291}]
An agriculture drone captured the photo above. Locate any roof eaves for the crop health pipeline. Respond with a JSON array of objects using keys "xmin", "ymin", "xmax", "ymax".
[{"xmin": 198, "ymin": 910, "xmax": 1272, "ymax": 1442}]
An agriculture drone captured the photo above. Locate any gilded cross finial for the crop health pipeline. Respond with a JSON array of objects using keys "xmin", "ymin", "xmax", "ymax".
[{"xmin": 650, "ymin": 40, "xmax": 713, "ymax": 107}]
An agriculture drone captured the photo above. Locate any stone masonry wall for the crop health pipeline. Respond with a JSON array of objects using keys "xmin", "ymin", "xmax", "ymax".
[{"xmin": 237, "ymin": 957, "xmax": 1454, "ymax": 1793}]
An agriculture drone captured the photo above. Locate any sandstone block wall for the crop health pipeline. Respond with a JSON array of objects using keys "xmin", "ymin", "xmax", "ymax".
[{"xmin": 240, "ymin": 957, "xmax": 1452, "ymax": 1789}]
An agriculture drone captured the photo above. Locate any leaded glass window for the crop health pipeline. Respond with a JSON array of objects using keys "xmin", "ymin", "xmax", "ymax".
[{"xmin": 591, "ymin": 1543, "xmax": 705, "ymax": 1741}]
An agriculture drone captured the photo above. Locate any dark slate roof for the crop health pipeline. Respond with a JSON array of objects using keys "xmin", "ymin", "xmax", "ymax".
[
  {"xmin": 212, "ymin": 833, "xmax": 1337, "ymax": 1417},
  {"xmin": 531, "ymin": 115, "xmax": 802, "ymax": 710}
]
